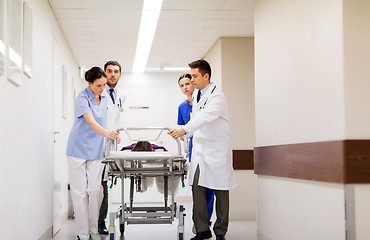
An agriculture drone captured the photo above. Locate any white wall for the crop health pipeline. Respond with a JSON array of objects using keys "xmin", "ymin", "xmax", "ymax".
[
  {"xmin": 255, "ymin": 0, "xmax": 370, "ymax": 239},
  {"xmin": 257, "ymin": 176, "xmax": 346, "ymax": 240},
  {"xmin": 343, "ymin": 0, "xmax": 370, "ymax": 139},
  {"xmin": 221, "ymin": 37, "xmax": 255, "ymax": 150},
  {"xmin": 255, "ymin": 0, "xmax": 345, "ymax": 147},
  {"xmin": 342, "ymin": 2, "xmax": 370, "ymax": 239},
  {"xmin": 205, "ymin": 40, "xmax": 222, "ymax": 89},
  {"xmin": 120, "ymin": 72, "xmax": 193, "ymax": 156},
  {"xmin": 121, "ymin": 73, "xmax": 187, "ymax": 131},
  {"xmin": 0, "ymin": 0, "xmax": 80, "ymax": 239},
  {"xmin": 346, "ymin": 184, "xmax": 370, "ymax": 240}
]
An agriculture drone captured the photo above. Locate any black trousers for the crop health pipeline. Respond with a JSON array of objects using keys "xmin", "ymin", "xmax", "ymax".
[
  {"xmin": 192, "ymin": 165, "xmax": 229, "ymax": 236},
  {"xmin": 98, "ymin": 166, "xmax": 108, "ymax": 226}
]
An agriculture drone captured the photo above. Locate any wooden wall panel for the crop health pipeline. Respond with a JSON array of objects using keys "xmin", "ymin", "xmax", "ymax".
[
  {"xmin": 255, "ymin": 140, "xmax": 370, "ymax": 183},
  {"xmin": 233, "ymin": 150, "xmax": 254, "ymax": 170}
]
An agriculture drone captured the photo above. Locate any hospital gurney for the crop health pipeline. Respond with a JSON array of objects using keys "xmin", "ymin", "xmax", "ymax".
[{"xmin": 103, "ymin": 127, "xmax": 188, "ymax": 240}]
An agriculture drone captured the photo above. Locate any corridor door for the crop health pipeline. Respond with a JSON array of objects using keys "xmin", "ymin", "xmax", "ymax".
[{"xmin": 52, "ymin": 36, "xmax": 65, "ymax": 236}]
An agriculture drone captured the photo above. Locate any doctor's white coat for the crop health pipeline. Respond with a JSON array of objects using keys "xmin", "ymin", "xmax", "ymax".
[
  {"xmin": 183, "ymin": 83, "xmax": 236, "ymax": 190},
  {"xmin": 104, "ymin": 87, "xmax": 126, "ymax": 131},
  {"xmin": 102, "ymin": 87, "xmax": 126, "ymax": 180}
]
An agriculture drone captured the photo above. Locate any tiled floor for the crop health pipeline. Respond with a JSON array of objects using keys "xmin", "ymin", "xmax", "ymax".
[{"xmin": 53, "ymin": 200, "xmax": 257, "ymax": 240}]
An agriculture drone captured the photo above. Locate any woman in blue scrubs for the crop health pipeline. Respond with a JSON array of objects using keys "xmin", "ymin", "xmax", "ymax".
[
  {"xmin": 177, "ymin": 73, "xmax": 215, "ymax": 229},
  {"xmin": 66, "ymin": 67, "xmax": 119, "ymax": 240}
]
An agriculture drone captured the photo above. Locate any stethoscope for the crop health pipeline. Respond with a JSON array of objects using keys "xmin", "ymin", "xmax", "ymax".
[
  {"xmin": 117, "ymin": 98, "xmax": 123, "ymax": 112},
  {"xmin": 194, "ymin": 85, "xmax": 216, "ymax": 110}
]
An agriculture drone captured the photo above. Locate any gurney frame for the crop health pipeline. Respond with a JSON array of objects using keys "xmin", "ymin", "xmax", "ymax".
[{"xmin": 103, "ymin": 127, "xmax": 187, "ymax": 240}]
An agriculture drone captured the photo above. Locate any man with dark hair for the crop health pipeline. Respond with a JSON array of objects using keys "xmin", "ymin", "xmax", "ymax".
[
  {"xmin": 168, "ymin": 59, "xmax": 236, "ymax": 240},
  {"xmin": 98, "ymin": 60, "xmax": 126, "ymax": 235}
]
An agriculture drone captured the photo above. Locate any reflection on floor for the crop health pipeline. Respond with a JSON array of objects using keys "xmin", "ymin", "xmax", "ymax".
[{"xmin": 53, "ymin": 201, "xmax": 256, "ymax": 240}]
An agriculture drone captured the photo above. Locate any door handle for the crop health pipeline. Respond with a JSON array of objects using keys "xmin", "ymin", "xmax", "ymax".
[{"xmin": 53, "ymin": 131, "xmax": 60, "ymax": 143}]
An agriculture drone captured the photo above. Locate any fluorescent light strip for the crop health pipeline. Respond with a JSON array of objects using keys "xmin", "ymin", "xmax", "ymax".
[
  {"xmin": 162, "ymin": 67, "xmax": 190, "ymax": 71},
  {"xmin": 146, "ymin": 66, "xmax": 191, "ymax": 72},
  {"xmin": 132, "ymin": 0, "xmax": 163, "ymax": 73}
]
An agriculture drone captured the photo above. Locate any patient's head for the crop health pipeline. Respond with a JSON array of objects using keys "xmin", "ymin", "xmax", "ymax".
[{"xmin": 132, "ymin": 141, "xmax": 154, "ymax": 152}]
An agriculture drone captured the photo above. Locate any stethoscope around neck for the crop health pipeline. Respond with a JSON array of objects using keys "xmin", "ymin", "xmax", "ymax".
[
  {"xmin": 117, "ymin": 98, "xmax": 123, "ymax": 112},
  {"xmin": 193, "ymin": 85, "xmax": 217, "ymax": 110}
]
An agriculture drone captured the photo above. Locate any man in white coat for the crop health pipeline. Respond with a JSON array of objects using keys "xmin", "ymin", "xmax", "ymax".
[
  {"xmin": 98, "ymin": 61, "xmax": 126, "ymax": 234},
  {"xmin": 168, "ymin": 59, "xmax": 236, "ymax": 240}
]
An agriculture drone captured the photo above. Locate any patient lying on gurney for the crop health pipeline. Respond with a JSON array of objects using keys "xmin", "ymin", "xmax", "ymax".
[
  {"xmin": 121, "ymin": 140, "xmax": 167, "ymax": 152},
  {"xmin": 122, "ymin": 140, "xmax": 181, "ymax": 194},
  {"xmin": 129, "ymin": 141, "xmax": 155, "ymax": 193}
]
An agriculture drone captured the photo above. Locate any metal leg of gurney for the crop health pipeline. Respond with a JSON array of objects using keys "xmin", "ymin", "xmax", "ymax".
[
  {"xmin": 108, "ymin": 205, "xmax": 124, "ymax": 240},
  {"xmin": 129, "ymin": 175, "xmax": 134, "ymax": 213},
  {"xmin": 164, "ymin": 175, "xmax": 168, "ymax": 212},
  {"xmin": 120, "ymin": 175, "xmax": 125, "ymax": 234},
  {"xmin": 177, "ymin": 205, "xmax": 185, "ymax": 240},
  {"xmin": 109, "ymin": 210, "xmax": 118, "ymax": 240},
  {"xmin": 171, "ymin": 175, "xmax": 175, "ymax": 221}
]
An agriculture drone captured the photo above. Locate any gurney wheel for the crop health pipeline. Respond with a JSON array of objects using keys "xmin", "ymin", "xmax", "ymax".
[{"xmin": 120, "ymin": 223, "xmax": 125, "ymax": 234}]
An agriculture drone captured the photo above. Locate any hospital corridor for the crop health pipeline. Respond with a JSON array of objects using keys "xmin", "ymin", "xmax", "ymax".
[{"xmin": 1, "ymin": 0, "xmax": 370, "ymax": 240}]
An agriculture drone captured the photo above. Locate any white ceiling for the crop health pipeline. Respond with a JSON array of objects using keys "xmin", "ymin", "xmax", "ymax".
[{"xmin": 49, "ymin": 0, "xmax": 254, "ymax": 73}]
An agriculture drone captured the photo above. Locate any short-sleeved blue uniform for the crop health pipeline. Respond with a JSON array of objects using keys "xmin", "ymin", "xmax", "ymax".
[
  {"xmin": 177, "ymin": 99, "xmax": 214, "ymax": 225},
  {"xmin": 177, "ymin": 100, "xmax": 193, "ymax": 161},
  {"xmin": 66, "ymin": 87, "xmax": 108, "ymax": 160}
]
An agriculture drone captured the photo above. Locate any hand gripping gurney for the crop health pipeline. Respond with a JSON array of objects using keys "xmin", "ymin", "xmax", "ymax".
[{"xmin": 103, "ymin": 127, "xmax": 188, "ymax": 240}]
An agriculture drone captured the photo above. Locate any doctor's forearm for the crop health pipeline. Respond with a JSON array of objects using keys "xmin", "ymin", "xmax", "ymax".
[{"xmin": 184, "ymin": 117, "xmax": 208, "ymax": 135}]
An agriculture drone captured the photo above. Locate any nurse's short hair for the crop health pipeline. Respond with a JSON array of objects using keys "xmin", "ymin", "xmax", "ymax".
[
  {"xmin": 104, "ymin": 60, "xmax": 122, "ymax": 72},
  {"xmin": 85, "ymin": 66, "xmax": 107, "ymax": 83},
  {"xmin": 178, "ymin": 73, "xmax": 192, "ymax": 85},
  {"xmin": 188, "ymin": 59, "xmax": 212, "ymax": 80}
]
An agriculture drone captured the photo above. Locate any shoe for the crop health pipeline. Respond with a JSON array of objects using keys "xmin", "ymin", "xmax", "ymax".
[
  {"xmin": 90, "ymin": 232, "xmax": 101, "ymax": 240},
  {"xmin": 76, "ymin": 235, "xmax": 89, "ymax": 240},
  {"xmin": 190, "ymin": 230, "xmax": 212, "ymax": 240},
  {"xmin": 98, "ymin": 224, "xmax": 109, "ymax": 235},
  {"xmin": 216, "ymin": 235, "xmax": 226, "ymax": 240}
]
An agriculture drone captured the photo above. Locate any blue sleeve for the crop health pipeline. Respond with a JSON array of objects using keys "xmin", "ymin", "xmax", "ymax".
[
  {"xmin": 75, "ymin": 94, "xmax": 91, "ymax": 118},
  {"xmin": 177, "ymin": 105, "xmax": 185, "ymax": 125}
]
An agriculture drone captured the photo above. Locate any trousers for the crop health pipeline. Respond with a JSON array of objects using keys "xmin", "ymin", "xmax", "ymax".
[
  {"xmin": 98, "ymin": 166, "xmax": 108, "ymax": 226},
  {"xmin": 192, "ymin": 165, "xmax": 229, "ymax": 236},
  {"xmin": 67, "ymin": 156, "xmax": 104, "ymax": 239}
]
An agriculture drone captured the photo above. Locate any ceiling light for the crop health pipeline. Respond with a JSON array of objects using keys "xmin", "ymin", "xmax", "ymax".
[
  {"xmin": 132, "ymin": 0, "xmax": 163, "ymax": 73},
  {"xmin": 145, "ymin": 66, "xmax": 191, "ymax": 72},
  {"xmin": 162, "ymin": 67, "xmax": 190, "ymax": 71}
]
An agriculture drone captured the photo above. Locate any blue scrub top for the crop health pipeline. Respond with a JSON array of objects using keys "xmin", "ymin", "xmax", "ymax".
[
  {"xmin": 177, "ymin": 99, "xmax": 193, "ymax": 161},
  {"xmin": 66, "ymin": 86, "xmax": 108, "ymax": 160}
]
